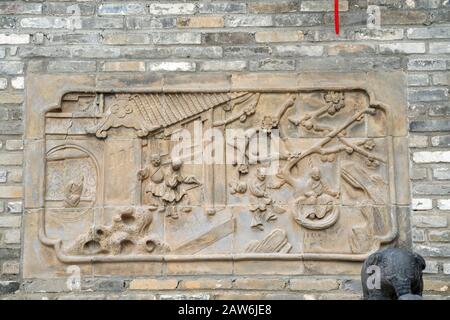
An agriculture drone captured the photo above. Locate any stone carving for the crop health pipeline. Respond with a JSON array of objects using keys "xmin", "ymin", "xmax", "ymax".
[
  {"xmin": 248, "ymin": 167, "xmax": 286, "ymax": 230},
  {"xmin": 25, "ymin": 73, "xmax": 408, "ymax": 277},
  {"xmin": 139, "ymin": 157, "xmax": 201, "ymax": 219},
  {"xmin": 293, "ymin": 166, "xmax": 340, "ymax": 230},
  {"xmin": 246, "ymin": 229, "xmax": 292, "ymax": 253},
  {"xmin": 64, "ymin": 177, "xmax": 84, "ymax": 208},
  {"xmin": 68, "ymin": 207, "xmax": 169, "ymax": 255},
  {"xmin": 361, "ymin": 248, "xmax": 426, "ymax": 300}
]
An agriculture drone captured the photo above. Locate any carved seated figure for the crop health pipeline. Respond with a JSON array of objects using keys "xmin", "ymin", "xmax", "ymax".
[{"xmin": 299, "ymin": 167, "xmax": 339, "ymax": 220}]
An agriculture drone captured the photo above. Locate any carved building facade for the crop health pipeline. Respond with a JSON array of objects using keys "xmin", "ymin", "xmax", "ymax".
[{"xmin": 0, "ymin": 1, "xmax": 449, "ymax": 299}]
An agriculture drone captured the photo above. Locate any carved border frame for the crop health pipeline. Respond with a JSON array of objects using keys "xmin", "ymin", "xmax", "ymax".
[{"xmin": 24, "ymin": 72, "xmax": 410, "ymax": 266}]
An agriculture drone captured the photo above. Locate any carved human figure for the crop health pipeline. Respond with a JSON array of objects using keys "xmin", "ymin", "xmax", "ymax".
[
  {"xmin": 248, "ymin": 167, "xmax": 277, "ymax": 230},
  {"xmin": 299, "ymin": 167, "xmax": 339, "ymax": 220},
  {"xmin": 138, "ymin": 154, "xmax": 165, "ymax": 208},
  {"xmin": 64, "ymin": 176, "xmax": 84, "ymax": 208},
  {"xmin": 143, "ymin": 157, "xmax": 201, "ymax": 219}
]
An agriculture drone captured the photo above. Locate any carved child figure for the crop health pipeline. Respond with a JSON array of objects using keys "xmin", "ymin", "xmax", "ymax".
[
  {"xmin": 300, "ymin": 167, "xmax": 339, "ymax": 220},
  {"xmin": 138, "ymin": 154, "xmax": 165, "ymax": 209},
  {"xmin": 249, "ymin": 167, "xmax": 277, "ymax": 230},
  {"xmin": 140, "ymin": 157, "xmax": 201, "ymax": 219}
]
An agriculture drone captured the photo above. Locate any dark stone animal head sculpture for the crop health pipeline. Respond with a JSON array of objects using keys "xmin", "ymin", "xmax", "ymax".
[{"xmin": 361, "ymin": 248, "xmax": 426, "ymax": 300}]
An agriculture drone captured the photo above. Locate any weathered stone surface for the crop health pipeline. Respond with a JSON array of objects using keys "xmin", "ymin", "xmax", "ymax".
[{"xmin": 21, "ymin": 72, "xmax": 408, "ymax": 282}]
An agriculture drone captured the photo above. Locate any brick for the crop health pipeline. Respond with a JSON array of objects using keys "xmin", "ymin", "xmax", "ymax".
[
  {"xmin": 49, "ymin": 33, "xmax": 98, "ymax": 45},
  {"xmin": 249, "ymin": 59, "xmax": 296, "ymax": 71},
  {"xmin": 249, "ymin": 1, "xmax": 298, "ymax": 13},
  {"xmin": 147, "ymin": 62, "xmax": 196, "ymax": 72},
  {"xmin": 380, "ymin": 43, "xmax": 426, "ymax": 54},
  {"xmin": 433, "ymin": 168, "xmax": 450, "ymax": 180},
  {"xmin": 98, "ymin": 3, "xmax": 146, "ymax": 15},
  {"xmin": 437, "ymin": 199, "xmax": 450, "ymax": 210},
  {"xmin": 274, "ymin": 14, "xmax": 323, "ymax": 27},
  {"xmin": 423, "ymin": 261, "xmax": 440, "ymax": 274},
  {"xmin": 433, "ymin": 73, "xmax": 450, "ymax": 86},
  {"xmin": 430, "ymin": 42, "xmax": 450, "ymax": 54},
  {"xmin": 382, "ymin": 10, "xmax": 428, "ymax": 25},
  {"xmin": 290, "ymin": 279, "xmax": 340, "ymax": 291},
  {"xmin": 20, "ymin": 17, "xmax": 71, "ymax": 29},
  {"xmin": 411, "ymin": 167, "xmax": 427, "ymax": 180},
  {"xmin": 0, "ymin": 34, "xmax": 30, "ymax": 44},
  {"xmin": 429, "ymin": 230, "xmax": 450, "ymax": 242},
  {"xmin": 348, "ymin": 29, "xmax": 404, "ymax": 41},
  {"xmin": 149, "ymin": 3, "xmax": 196, "ymax": 15},
  {"xmin": 275, "ymin": 45, "xmax": 324, "ymax": 57},
  {"xmin": 153, "ymin": 33, "xmax": 201, "ymax": 45},
  {"xmin": 0, "ymin": 169, "xmax": 6, "ymax": 183},
  {"xmin": 0, "ymin": 217, "xmax": 21, "ymax": 228},
  {"xmin": 7, "ymin": 201, "xmax": 22, "ymax": 214},
  {"xmin": 409, "ymin": 135, "xmax": 428, "ymax": 148},
  {"xmin": 301, "ymin": 0, "xmax": 349, "ymax": 11},
  {"xmin": 2, "ymin": 261, "xmax": 19, "ymax": 275},
  {"xmin": 102, "ymin": 34, "xmax": 149, "ymax": 45},
  {"xmin": 129, "ymin": 279, "xmax": 178, "ymax": 290},
  {"xmin": 94, "ymin": 280, "xmax": 126, "ymax": 292},
  {"xmin": 413, "ymin": 215, "xmax": 447, "ymax": 228},
  {"xmin": 408, "ymin": 74, "xmax": 429, "ymax": 86},
  {"xmin": 48, "ymin": 60, "xmax": 97, "ymax": 73},
  {"xmin": 178, "ymin": 279, "xmax": 232, "ymax": 290},
  {"xmin": 415, "ymin": 244, "xmax": 450, "ymax": 257},
  {"xmin": 424, "ymin": 280, "xmax": 449, "ymax": 292},
  {"xmin": 45, "ymin": 3, "xmax": 95, "ymax": 16},
  {"xmin": 11, "ymin": 77, "xmax": 24, "ymax": 90},
  {"xmin": 126, "ymin": 17, "xmax": 175, "ymax": 29},
  {"xmin": 225, "ymin": 15, "xmax": 273, "ymax": 27},
  {"xmin": 204, "ymin": 32, "xmax": 255, "ymax": 45},
  {"xmin": 0, "ymin": 186, "xmax": 22, "ymax": 198},
  {"xmin": 412, "ymin": 198, "xmax": 433, "ymax": 210},
  {"xmin": 177, "ymin": 16, "xmax": 224, "ymax": 28},
  {"xmin": 81, "ymin": 17, "xmax": 124, "ymax": 29},
  {"xmin": 407, "ymin": 27, "xmax": 450, "ymax": 39},
  {"xmin": 198, "ymin": 3, "xmax": 247, "ymax": 14},
  {"xmin": 233, "ymin": 278, "xmax": 286, "ymax": 290},
  {"xmin": 297, "ymin": 57, "xmax": 402, "ymax": 71},
  {"xmin": 410, "ymin": 120, "xmax": 450, "ymax": 132},
  {"xmin": 0, "ymin": 78, "xmax": 7, "ymax": 90},
  {"xmin": 5, "ymin": 140, "xmax": 23, "ymax": 151},
  {"xmin": 71, "ymin": 47, "xmax": 121, "ymax": 59},
  {"xmin": 407, "ymin": 58, "xmax": 447, "ymax": 71},
  {"xmin": 0, "ymin": 62, "xmax": 24, "ymax": 75},
  {"xmin": 0, "ymin": 2, "xmax": 42, "ymax": 14},
  {"xmin": 224, "ymin": 46, "xmax": 272, "ymax": 58},
  {"xmin": 103, "ymin": 61, "xmax": 145, "ymax": 72},
  {"xmin": 409, "ymin": 88, "xmax": 449, "ymax": 102},
  {"xmin": 414, "ymin": 183, "xmax": 450, "ymax": 196},
  {"xmin": 327, "ymin": 43, "xmax": 376, "ymax": 56},
  {"xmin": 199, "ymin": 61, "xmax": 246, "ymax": 72},
  {"xmin": 255, "ymin": 31, "xmax": 305, "ymax": 43},
  {"xmin": 412, "ymin": 229, "xmax": 426, "ymax": 242},
  {"xmin": 413, "ymin": 151, "xmax": 450, "ymax": 163},
  {"xmin": 430, "ymin": 105, "xmax": 450, "ymax": 116},
  {"xmin": 172, "ymin": 47, "xmax": 222, "ymax": 59},
  {"xmin": 444, "ymin": 263, "xmax": 450, "ymax": 275},
  {"xmin": 0, "ymin": 17, "xmax": 16, "ymax": 29}
]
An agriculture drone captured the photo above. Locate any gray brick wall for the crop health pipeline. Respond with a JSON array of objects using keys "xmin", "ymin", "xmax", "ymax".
[{"xmin": 0, "ymin": 0, "xmax": 449, "ymax": 299}]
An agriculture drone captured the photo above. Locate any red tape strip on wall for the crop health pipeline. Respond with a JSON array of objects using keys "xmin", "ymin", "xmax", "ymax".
[{"xmin": 335, "ymin": 0, "xmax": 340, "ymax": 35}]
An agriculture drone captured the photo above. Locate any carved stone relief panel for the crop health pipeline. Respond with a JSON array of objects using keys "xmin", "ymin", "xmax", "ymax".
[{"xmin": 23, "ymin": 72, "xmax": 410, "ymax": 278}]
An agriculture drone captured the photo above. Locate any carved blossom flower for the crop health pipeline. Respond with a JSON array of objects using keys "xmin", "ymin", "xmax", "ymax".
[{"xmin": 324, "ymin": 91, "xmax": 345, "ymax": 115}]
